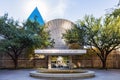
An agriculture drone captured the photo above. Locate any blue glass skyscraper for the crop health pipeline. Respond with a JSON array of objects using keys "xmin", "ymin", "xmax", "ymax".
[{"xmin": 28, "ymin": 7, "xmax": 44, "ymax": 25}]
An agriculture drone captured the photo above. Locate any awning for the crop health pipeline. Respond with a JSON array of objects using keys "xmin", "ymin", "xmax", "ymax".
[{"xmin": 35, "ymin": 49, "xmax": 86, "ymax": 55}]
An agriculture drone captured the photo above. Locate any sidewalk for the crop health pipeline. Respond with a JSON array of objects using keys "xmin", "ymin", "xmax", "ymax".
[{"xmin": 0, "ymin": 69, "xmax": 120, "ymax": 80}]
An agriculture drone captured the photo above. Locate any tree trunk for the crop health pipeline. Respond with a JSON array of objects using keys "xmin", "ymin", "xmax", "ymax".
[
  {"xmin": 33, "ymin": 53, "xmax": 36, "ymax": 68},
  {"xmin": 6, "ymin": 52, "xmax": 19, "ymax": 69},
  {"xmin": 13, "ymin": 57, "xmax": 18, "ymax": 69},
  {"xmin": 101, "ymin": 59, "xmax": 106, "ymax": 69},
  {"xmin": 101, "ymin": 54, "xmax": 108, "ymax": 70},
  {"xmin": 96, "ymin": 51, "xmax": 109, "ymax": 69}
]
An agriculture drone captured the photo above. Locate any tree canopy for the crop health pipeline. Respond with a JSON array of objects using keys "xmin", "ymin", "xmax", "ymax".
[
  {"xmin": 0, "ymin": 14, "xmax": 53, "ymax": 68},
  {"xmin": 79, "ymin": 15, "xmax": 120, "ymax": 69},
  {"xmin": 62, "ymin": 25, "xmax": 84, "ymax": 49}
]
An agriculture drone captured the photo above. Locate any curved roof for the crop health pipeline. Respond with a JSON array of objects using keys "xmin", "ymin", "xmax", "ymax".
[
  {"xmin": 46, "ymin": 18, "xmax": 75, "ymax": 25},
  {"xmin": 45, "ymin": 19, "xmax": 75, "ymax": 49}
]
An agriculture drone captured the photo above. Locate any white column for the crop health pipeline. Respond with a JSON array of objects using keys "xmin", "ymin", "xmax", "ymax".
[{"xmin": 48, "ymin": 56, "xmax": 51, "ymax": 69}]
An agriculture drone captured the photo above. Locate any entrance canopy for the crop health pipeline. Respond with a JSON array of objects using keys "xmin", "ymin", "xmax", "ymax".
[{"xmin": 35, "ymin": 49, "xmax": 86, "ymax": 55}]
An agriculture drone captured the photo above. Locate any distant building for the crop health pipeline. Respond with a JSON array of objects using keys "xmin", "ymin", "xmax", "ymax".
[
  {"xmin": 29, "ymin": 7, "xmax": 86, "ymax": 69},
  {"xmin": 28, "ymin": 7, "xmax": 44, "ymax": 25}
]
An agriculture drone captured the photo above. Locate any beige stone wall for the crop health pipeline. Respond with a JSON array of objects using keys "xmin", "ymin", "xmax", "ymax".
[
  {"xmin": 0, "ymin": 53, "xmax": 48, "ymax": 68},
  {"xmin": 0, "ymin": 59, "xmax": 48, "ymax": 68},
  {"xmin": 0, "ymin": 50, "xmax": 120, "ymax": 69},
  {"xmin": 72, "ymin": 50, "xmax": 120, "ymax": 68}
]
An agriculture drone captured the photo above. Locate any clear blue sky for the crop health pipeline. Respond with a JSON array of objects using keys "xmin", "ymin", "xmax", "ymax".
[{"xmin": 0, "ymin": 0, "xmax": 118, "ymax": 22}]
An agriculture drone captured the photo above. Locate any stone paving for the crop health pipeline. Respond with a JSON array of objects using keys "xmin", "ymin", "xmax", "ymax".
[{"xmin": 0, "ymin": 69, "xmax": 120, "ymax": 80}]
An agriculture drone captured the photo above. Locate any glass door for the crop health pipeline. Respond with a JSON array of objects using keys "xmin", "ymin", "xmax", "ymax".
[{"xmin": 51, "ymin": 56, "xmax": 69, "ymax": 68}]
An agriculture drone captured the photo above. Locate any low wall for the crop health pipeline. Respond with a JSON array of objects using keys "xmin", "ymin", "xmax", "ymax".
[
  {"xmin": 0, "ymin": 54, "xmax": 48, "ymax": 68},
  {"xmin": 0, "ymin": 50, "xmax": 120, "ymax": 69},
  {"xmin": 72, "ymin": 50, "xmax": 120, "ymax": 68}
]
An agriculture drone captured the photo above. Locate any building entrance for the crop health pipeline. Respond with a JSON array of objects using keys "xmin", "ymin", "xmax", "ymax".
[{"xmin": 51, "ymin": 56, "xmax": 69, "ymax": 68}]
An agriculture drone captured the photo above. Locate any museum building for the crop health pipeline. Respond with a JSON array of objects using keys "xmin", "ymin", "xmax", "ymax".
[{"xmin": 29, "ymin": 7, "xmax": 86, "ymax": 69}]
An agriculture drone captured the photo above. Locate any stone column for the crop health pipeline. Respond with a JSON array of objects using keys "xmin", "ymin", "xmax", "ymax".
[
  {"xmin": 48, "ymin": 56, "xmax": 51, "ymax": 69},
  {"xmin": 69, "ymin": 55, "xmax": 72, "ymax": 69}
]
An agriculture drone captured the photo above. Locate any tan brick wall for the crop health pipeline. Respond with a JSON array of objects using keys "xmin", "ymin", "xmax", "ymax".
[
  {"xmin": 72, "ymin": 50, "xmax": 120, "ymax": 68},
  {"xmin": 0, "ymin": 53, "xmax": 48, "ymax": 68},
  {"xmin": 0, "ymin": 50, "xmax": 120, "ymax": 69}
]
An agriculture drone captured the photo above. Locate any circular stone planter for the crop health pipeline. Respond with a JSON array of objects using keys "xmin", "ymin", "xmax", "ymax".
[{"xmin": 30, "ymin": 69, "xmax": 95, "ymax": 78}]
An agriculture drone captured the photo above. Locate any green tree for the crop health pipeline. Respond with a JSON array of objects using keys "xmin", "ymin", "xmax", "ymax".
[
  {"xmin": 79, "ymin": 15, "xmax": 120, "ymax": 69},
  {"xmin": 0, "ymin": 14, "xmax": 53, "ymax": 68},
  {"xmin": 24, "ymin": 19, "xmax": 54, "ymax": 49},
  {"xmin": 109, "ymin": 8, "xmax": 120, "ymax": 17},
  {"xmin": 62, "ymin": 25, "xmax": 84, "ymax": 49}
]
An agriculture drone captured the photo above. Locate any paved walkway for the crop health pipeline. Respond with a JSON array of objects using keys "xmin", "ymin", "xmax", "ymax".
[{"xmin": 0, "ymin": 69, "xmax": 120, "ymax": 80}]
